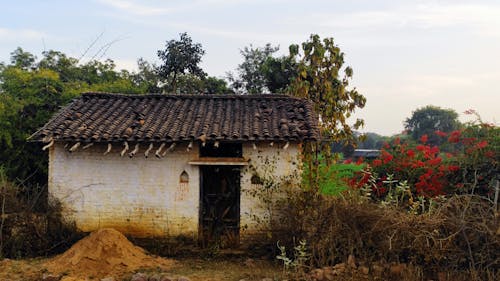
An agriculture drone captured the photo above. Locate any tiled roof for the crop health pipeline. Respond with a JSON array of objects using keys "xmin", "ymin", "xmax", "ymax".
[{"xmin": 31, "ymin": 92, "xmax": 319, "ymax": 143}]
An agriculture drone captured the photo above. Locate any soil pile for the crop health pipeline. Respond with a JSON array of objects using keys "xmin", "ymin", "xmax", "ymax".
[{"xmin": 44, "ymin": 228, "xmax": 174, "ymax": 278}]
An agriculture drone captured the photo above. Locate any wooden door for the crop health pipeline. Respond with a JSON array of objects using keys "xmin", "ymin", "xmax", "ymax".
[{"xmin": 200, "ymin": 166, "xmax": 240, "ymax": 248}]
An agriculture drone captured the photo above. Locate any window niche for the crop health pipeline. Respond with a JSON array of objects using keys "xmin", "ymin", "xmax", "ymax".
[{"xmin": 175, "ymin": 170, "xmax": 189, "ymax": 201}]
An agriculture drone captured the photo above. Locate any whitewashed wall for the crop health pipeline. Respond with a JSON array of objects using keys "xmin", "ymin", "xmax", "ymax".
[
  {"xmin": 240, "ymin": 142, "xmax": 301, "ymax": 243},
  {"xmin": 49, "ymin": 141, "xmax": 301, "ymax": 241}
]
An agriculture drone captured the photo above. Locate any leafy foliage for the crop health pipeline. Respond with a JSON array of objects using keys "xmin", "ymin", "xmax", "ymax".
[
  {"xmin": 287, "ymin": 34, "xmax": 366, "ymax": 191},
  {"xmin": 157, "ymin": 32, "xmax": 206, "ymax": 93},
  {"xmin": 229, "ymin": 44, "xmax": 278, "ymax": 94},
  {"xmin": 404, "ymin": 105, "xmax": 461, "ymax": 147},
  {"xmin": 347, "ymin": 111, "xmax": 498, "ymax": 210},
  {"xmin": 0, "ymin": 49, "xmax": 147, "ymax": 186}
]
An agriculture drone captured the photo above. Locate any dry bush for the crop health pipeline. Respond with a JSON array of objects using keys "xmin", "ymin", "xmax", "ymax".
[
  {"xmin": 0, "ymin": 173, "xmax": 83, "ymax": 258},
  {"xmin": 273, "ymin": 190, "xmax": 499, "ymax": 280}
]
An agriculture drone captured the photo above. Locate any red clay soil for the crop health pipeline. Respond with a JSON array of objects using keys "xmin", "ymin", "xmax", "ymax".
[{"xmin": 44, "ymin": 228, "xmax": 175, "ymax": 278}]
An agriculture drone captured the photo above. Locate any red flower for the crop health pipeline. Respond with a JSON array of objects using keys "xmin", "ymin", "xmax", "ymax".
[
  {"xmin": 435, "ymin": 130, "xmax": 447, "ymax": 137},
  {"xmin": 485, "ymin": 151, "xmax": 495, "ymax": 158},
  {"xmin": 344, "ymin": 159, "xmax": 352, "ymax": 164},
  {"xmin": 394, "ymin": 137, "xmax": 401, "ymax": 145},
  {"xmin": 372, "ymin": 159, "xmax": 382, "ymax": 167},
  {"xmin": 406, "ymin": 149, "xmax": 415, "ymax": 158},
  {"xmin": 448, "ymin": 165, "xmax": 460, "ymax": 172},
  {"xmin": 476, "ymin": 140, "xmax": 488, "ymax": 149},
  {"xmin": 420, "ymin": 134, "xmax": 428, "ymax": 143},
  {"xmin": 448, "ymin": 130, "xmax": 461, "ymax": 143},
  {"xmin": 382, "ymin": 151, "xmax": 394, "ymax": 164},
  {"xmin": 416, "ymin": 145, "xmax": 426, "ymax": 151},
  {"xmin": 356, "ymin": 157, "xmax": 364, "ymax": 165},
  {"xmin": 430, "ymin": 146, "xmax": 439, "ymax": 155}
]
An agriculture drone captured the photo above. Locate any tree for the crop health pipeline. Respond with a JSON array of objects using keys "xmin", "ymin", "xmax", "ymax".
[
  {"xmin": 289, "ymin": 34, "xmax": 366, "ymax": 143},
  {"xmin": 404, "ymin": 105, "xmax": 460, "ymax": 147},
  {"xmin": 157, "ymin": 32, "xmax": 206, "ymax": 93},
  {"xmin": 0, "ymin": 48, "xmax": 148, "ymax": 187},
  {"xmin": 286, "ymin": 34, "xmax": 366, "ymax": 190},
  {"xmin": 261, "ymin": 55, "xmax": 297, "ymax": 93},
  {"xmin": 229, "ymin": 44, "xmax": 279, "ymax": 94},
  {"xmin": 10, "ymin": 47, "xmax": 36, "ymax": 70}
]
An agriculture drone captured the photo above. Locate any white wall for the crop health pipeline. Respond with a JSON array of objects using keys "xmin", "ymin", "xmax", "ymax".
[
  {"xmin": 49, "ymin": 141, "xmax": 301, "ymax": 241},
  {"xmin": 240, "ymin": 142, "xmax": 301, "ymax": 243},
  {"xmin": 49, "ymin": 142, "xmax": 200, "ymax": 238}
]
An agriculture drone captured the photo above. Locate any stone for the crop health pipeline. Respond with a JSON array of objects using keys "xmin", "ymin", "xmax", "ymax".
[
  {"xmin": 347, "ymin": 254, "xmax": 356, "ymax": 269},
  {"xmin": 101, "ymin": 278, "xmax": 115, "ymax": 281},
  {"xmin": 159, "ymin": 276, "xmax": 175, "ymax": 281},
  {"xmin": 148, "ymin": 274, "xmax": 161, "ymax": 281},
  {"xmin": 359, "ymin": 266, "xmax": 369, "ymax": 275},
  {"xmin": 389, "ymin": 263, "xmax": 406, "ymax": 276},
  {"xmin": 42, "ymin": 274, "xmax": 61, "ymax": 281},
  {"xmin": 177, "ymin": 277, "xmax": 191, "ymax": 281},
  {"xmin": 244, "ymin": 258, "xmax": 256, "ymax": 268},
  {"xmin": 322, "ymin": 267, "xmax": 335, "ymax": 280},
  {"xmin": 371, "ymin": 264, "xmax": 385, "ymax": 276},
  {"xmin": 310, "ymin": 268, "xmax": 324, "ymax": 280},
  {"xmin": 332, "ymin": 263, "xmax": 346, "ymax": 274},
  {"xmin": 131, "ymin": 273, "xmax": 148, "ymax": 281},
  {"xmin": 260, "ymin": 278, "xmax": 273, "ymax": 281}
]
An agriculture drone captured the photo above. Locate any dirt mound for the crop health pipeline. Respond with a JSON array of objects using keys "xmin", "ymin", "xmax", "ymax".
[{"xmin": 44, "ymin": 228, "xmax": 174, "ymax": 278}]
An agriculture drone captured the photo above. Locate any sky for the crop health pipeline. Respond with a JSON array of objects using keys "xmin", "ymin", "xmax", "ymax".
[{"xmin": 1, "ymin": 0, "xmax": 499, "ymax": 136}]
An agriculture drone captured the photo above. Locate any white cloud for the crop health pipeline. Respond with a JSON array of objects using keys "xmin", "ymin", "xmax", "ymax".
[
  {"xmin": 311, "ymin": 2, "xmax": 500, "ymax": 35},
  {"xmin": 0, "ymin": 27, "xmax": 45, "ymax": 40},
  {"xmin": 112, "ymin": 58, "xmax": 139, "ymax": 71},
  {"xmin": 96, "ymin": 0, "xmax": 172, "ymax": 16}
]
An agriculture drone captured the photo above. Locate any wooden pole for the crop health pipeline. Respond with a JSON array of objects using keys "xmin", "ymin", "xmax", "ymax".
[
  {"xmin": 69, "ymin": 142, "xmax": 81, "ymax": 152},
  {"xmin": 128, "ymin": 143, "xmax": 140, "ymax": 158},
  {"xmin": 155, "ymin": 143, "xmax": 166, "ymax": 158},
  {"xmin": 144, "ymin": 143, "xmax": 154, "ymax": 158},
  {"xmin": 42, "ymin": 139, "xmax": 54, "ymax": 151},
  {"xmin": 104, "ymin": 143, "xmax": 112, "ymax": 155},
  {"xmin": 120, "ymin": 141, "xmax": 129, "ymax": 157}
]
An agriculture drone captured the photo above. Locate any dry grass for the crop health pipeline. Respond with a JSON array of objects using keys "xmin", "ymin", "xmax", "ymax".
[{"xmin": 272, "ymin": 191, "xmax": 500, "ymax": 281}]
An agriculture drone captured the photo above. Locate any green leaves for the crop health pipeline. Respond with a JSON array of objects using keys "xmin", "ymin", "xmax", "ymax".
[
  {"xmin": 157, "ymin": 32, "xmax": 206, "ymax": 93},
  {"xmin": 289, "ymin": 34, "xmax": 366, "ymax": 143}
]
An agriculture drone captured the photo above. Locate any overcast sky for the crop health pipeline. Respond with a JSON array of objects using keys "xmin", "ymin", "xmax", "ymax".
[{"xmin": 1, "ymin": 0, "xmax": 499, "ymax": 136}]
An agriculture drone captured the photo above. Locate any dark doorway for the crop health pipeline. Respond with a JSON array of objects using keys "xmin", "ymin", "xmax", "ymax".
[{"xmin": 200, "ymin": 166, "xmax": 240, "ymax": 248}]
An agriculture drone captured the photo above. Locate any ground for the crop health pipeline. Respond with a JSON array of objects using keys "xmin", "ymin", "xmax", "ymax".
[
  {"xmin": 0, "ymin": 257, "xmax": 282, "ymax": 281},
  {"xmin": 0, "ymin": 228, "xmax": 282, "ymax": 281}
]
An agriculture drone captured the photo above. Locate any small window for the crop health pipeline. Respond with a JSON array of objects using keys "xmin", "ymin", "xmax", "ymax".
[{"xmin": 180, "ymin": 171, "xmax": 189, "ymax": 183}]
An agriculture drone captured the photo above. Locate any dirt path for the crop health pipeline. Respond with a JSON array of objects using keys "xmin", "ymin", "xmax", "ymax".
[
  {"xmin": 0, "ymin": 228, "xmax": 281, "ymax": 281},
  {"xmin": 0, "ymin": 256, "xmax": 281, "ymax": 281}
]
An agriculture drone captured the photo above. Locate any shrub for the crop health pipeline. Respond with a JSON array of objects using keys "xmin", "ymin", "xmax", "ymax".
[
  {"xmin": 273, "ymin": 190, "xmax": 499, "ymax": 280},
  {"xmin": 347, "ymin": 113, "xmax": 498, "ymax": 207},
  {"xmin": 0, "ymin": 167, "xmax": 83, "ymax": 258}
]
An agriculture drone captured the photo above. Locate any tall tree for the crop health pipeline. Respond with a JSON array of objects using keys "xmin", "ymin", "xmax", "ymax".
[
  {"xmin": 288, "ymin": 34, "xmax": 366, "ymax": 190},
  {"xmin": 404, "ymin": 105, "xmax": 460, "ymax": 146},
  {"xmin": 229, "ymin": 44, "xmax": 279, "ymax": 94},
  {"xmin": 157, "ymin": 32, "xmax": 206, "ymax": 93},
  {"xmin": 289, "ymin": 34, "xmax": 366, "ymax": 143}
]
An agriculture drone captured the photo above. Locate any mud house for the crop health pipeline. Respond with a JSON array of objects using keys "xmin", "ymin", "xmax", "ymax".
[{"xmin": 31, "ymin": 92, "xmax": 319, "ymax": 245}]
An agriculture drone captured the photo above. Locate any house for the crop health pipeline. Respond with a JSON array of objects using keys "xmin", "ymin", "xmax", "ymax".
[{"xmin": 31, "ymin": 92, "xmax": 319, "ymax": 246}]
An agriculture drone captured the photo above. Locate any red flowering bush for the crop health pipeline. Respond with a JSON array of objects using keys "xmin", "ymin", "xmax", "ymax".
[{"xmin": 348, "ymin": 111, "xmax": 498, "ymax": 206}]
